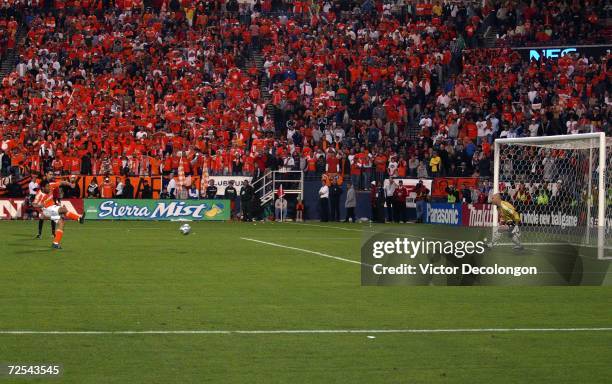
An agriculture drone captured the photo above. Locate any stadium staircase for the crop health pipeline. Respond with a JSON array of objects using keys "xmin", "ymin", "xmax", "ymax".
[
  {"xmin": 405, "ymin": 125, "xmax": 421, "ymax": 142},
  {"xmin": 240, "ymin": 47, "xmax": 275, "ymax": 125},
  {"xmin": 251, "ymin": 51, "xmax": 275, "ymax": 117},
  {"xmin": 481, "ymin": 25, "xmax": 499, "ymax": 48},
  {"xmin": 0, "ymin": 24, "xmax": 26, "ymax": 79},
  {"xmin": 252, "ymin": 170, "xmax": 304, "ymax": 206}
]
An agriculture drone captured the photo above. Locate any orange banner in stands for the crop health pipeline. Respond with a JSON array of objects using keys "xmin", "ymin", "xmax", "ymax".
[{"xmin": 432, "ymin": 177, "xmax": 480, "ymax": 197}]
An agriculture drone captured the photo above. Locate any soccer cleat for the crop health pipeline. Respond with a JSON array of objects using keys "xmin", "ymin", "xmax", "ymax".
[
  {"xmin": 51, "ymin": 243, "xmax": 62, "ymax": 250},
  {"xmin": 79, "ymin": 211, "xmax": 86, "ymax": 224},
  {"xmin": 35, "ymin": 234, "xmax": 42, "ymax": 239},
  {"xmin": 513, "ymin": 245, "xmax": 524, "ymax": 251}
]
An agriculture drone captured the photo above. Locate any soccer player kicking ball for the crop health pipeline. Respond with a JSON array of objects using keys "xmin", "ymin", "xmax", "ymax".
[
  {"xmin": 34, "ymin": 180, "xmax": 85, "ymax": 249},
  {"xmin": 489, "ymin": 193, "xmax": 523, "ymax": 251}
]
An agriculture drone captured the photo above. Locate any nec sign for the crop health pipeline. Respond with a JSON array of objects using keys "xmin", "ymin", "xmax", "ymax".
[{"xmin": 529, "ymin": 48, "xmax": 577, "ymax": 61}]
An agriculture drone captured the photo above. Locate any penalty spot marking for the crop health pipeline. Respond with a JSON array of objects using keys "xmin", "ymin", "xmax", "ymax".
[
  {"xmin": 1, "ymin": 328, "xmax": 611, "ymax": 335},
  {"xmin": 241, "ymin": 237, "xmax": 363, "ymax": 266}
]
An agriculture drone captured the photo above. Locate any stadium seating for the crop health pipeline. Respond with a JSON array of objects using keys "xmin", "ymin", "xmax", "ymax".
[
  {"xmin": 0, "ymin": 1, "xmax": 609, "ymax": 202},
  {"xmin": 488, "ymin": 0, "xmax": 609, "ymax": 47}
]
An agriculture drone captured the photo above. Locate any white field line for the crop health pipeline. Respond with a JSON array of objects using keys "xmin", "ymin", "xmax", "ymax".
[
  {"xmin": 246, "ymin": 235, "xmax": 362, "ymax": 240},
  {"xmin": 1, "ymin": 328, "xmax": 611, "ymax": 335},
  {"xmin": 288, "ymin": 223, "xmax": 612, "ymax": 263},
  {"xmin": 240, "ymin": 236, "xmax": 605, "ymax": 274},
  {"xmin": 296, "ymin": 224, "xmax": 612, "ymax": 250},
  {"xmin": 241, "ymin": 237, "xmax": 364, "ymax": 266}
]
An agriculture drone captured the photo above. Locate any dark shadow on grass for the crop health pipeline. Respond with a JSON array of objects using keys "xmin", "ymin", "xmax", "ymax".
[
  {"xmin": 11, "ymin": 248, "xmax": 54, "ymax": 254},
  {"xmin": 3, "ymin": 240, "xmax": 56, "ymax": 254},
  {"xmin": 12, "ymin": 233, "xmax": 38, "ymax": 239},
  {"xmin": 4, "ymin": 241, "xmax": 49, "ymax": 247}
]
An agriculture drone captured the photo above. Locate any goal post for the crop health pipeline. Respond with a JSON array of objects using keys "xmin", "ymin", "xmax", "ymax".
[{"xmin": 493, "ymin": 133, "xmax": 611, "ymax": 259}]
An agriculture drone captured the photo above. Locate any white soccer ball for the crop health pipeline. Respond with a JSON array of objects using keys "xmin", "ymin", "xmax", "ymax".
[{"xmin": 179, "ymin": 223, "xmax": 191, "ymax": 235}]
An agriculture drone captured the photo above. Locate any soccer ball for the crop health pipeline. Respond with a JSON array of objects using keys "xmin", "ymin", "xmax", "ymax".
[{"xmin": 179, "ymin": 223, "xmax": 191, "ymax": 235}]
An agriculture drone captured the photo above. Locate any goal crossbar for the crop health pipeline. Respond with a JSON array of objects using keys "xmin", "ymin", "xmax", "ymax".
[{"xmin": 495, "ymin": 132, "xmax": 604, "ymax": 145}]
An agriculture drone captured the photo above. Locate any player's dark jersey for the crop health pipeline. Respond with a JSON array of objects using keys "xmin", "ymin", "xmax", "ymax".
[
  {"xmin": 224, "ymin": 186, "xmax": 237, "ymax": 200},
  {"xmin": 205, "ymin": 186, "xmax": 218, "ymax": 199}
]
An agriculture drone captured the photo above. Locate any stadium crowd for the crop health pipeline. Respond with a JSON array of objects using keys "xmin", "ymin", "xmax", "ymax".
[
  {"xmin": 0, "ymin": 1, "xmax": 21, "ymax": 61},
  {"xmin": 489, "ymin": 0, "xmax": 609, "ymax": 47},
  {"xmin": 0, "ymin": 0, "xmax": 610, "ymax": 203}
]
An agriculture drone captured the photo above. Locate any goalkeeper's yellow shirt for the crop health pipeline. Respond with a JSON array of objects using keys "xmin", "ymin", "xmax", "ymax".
[{"xmin": 499, "ymin": 200, "xmax": 521, "ymax": 223}]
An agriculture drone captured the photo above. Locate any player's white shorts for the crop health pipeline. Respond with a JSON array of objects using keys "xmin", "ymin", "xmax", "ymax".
[{"xmin": 42, "ymin": 205, "xmax": 62, "ymax": 222}]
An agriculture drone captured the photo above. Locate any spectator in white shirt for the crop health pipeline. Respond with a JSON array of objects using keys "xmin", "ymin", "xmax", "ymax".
[
  {"xmin": 566, "ymin": 118, "xmax": 579, "ymax": 134},
  {"xmin": 528, "ymin": 118, "xmax": 540, "ymax": 137},
  {"xmin": 419, "ymin": 115, "xmax": 432, "ymax": 130},
  {"xmin": 436, "ymin": 92, "xmax": 451, "ymax": 107},
  {"xmin": 282, "ymin": 155, "xmax": 295, "ymax": 172},
  {"xmin": 300, "ymin": 80, "xmax": 312, "ymax": 97},
  {"xmin": 476, "ymin": 118, "xmax": 489, "ymax": 144},
  {"xmin": 116, "ymin": 180, "xmax": 125, "ymax": 197},
  {"xmin": 275, "ymin": 197, "xmax": 287, "ymax": 221},
  {"xmin": 387, "ymin": 157, "xmax": 398, "ymax": 178},
  {"xmin": 28, "ymin": 179, "xmax": 39, "ymax": 197},
  {"xmin": 167, "ymin": 176, "xmax": 177, "ymax": 198},
  {"xmin": 488, "ymin": 115, "xmax": 500, "ymax": 135},
  {"xmin": 319, "ymin": 181, "xmax": 330, "ymax": 222}
]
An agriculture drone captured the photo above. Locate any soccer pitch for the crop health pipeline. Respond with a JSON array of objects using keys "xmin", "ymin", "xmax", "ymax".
[{"xmin": 1, "ymin": 221, "xmax": 611, "ymax": 383}]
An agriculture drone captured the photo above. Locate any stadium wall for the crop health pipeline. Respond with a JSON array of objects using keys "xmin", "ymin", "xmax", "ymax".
[
  {"xmin": 302, "ymin": 180, "xmax": 416, "ymax": 221},
  {"xmin": 425, "ymin": 203, "xmax": 610, "ymax": 229},
  {"xmin": 0, "ymin": 198, "xmax": 83, "ymax": 220},
  {"xmin": 82, "ymin": 199, "xmax": 230, "ymax": 221},
  {"xmin": 2, "ymin": 197, "xmax": 605, "ymax": 228}
]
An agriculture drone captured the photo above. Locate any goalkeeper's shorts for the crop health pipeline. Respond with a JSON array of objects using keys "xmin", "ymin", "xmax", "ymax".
[{"xmin": 505, "ymin": 221, "xmax": 521, "ymax": 237}]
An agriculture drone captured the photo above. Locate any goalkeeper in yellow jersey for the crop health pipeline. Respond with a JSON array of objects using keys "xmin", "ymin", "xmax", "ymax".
[{"xmin": 489, "ymin": 193, "xmax": 523, "ymax": 250}]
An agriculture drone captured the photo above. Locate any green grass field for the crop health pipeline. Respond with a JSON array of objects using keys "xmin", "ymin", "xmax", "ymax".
[{"xmin": 0, "ymin": 220, "xmax": 611, "ymax": 383}]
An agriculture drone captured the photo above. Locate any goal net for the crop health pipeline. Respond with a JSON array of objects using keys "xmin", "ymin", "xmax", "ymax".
[{"xmin": 493, "ymin": 133, "xmax": 611, "ymax": 259}]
